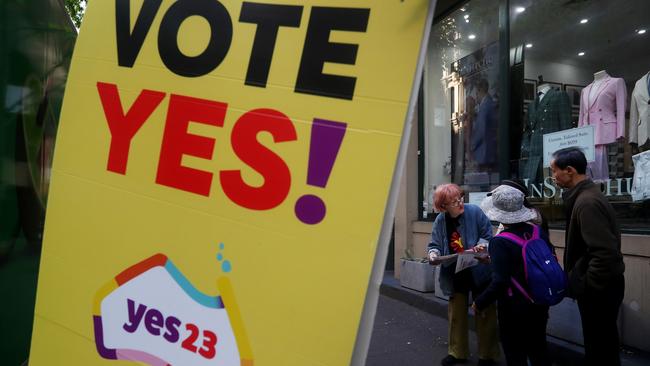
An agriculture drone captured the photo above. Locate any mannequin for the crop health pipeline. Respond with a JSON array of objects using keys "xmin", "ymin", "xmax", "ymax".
[
  {"xmin": 589, "ymin": 70, "xmax": 609, "ymax": 101},
  {"xmin": 579, "ymin": 70, "xmax": 627, "ymax": 181},
  {"xmin": 629, "ymin": 71, "xmax": 650, "ymax": 151},
  {"xmin": 593, "ymin": 69, "xmax": 609, "ymax": 80},
  {"xmin": 520, "ymin": 78, "xmax": 572, "ymax": 181},
  {"xmin": 537, "ymin": 83, "xmax": 552, "ymax": 101}
]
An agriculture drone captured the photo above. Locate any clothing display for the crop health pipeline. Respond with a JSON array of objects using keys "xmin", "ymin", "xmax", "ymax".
[
  {"xmin": 579, "ymin": 72, "xmax": 627, "ymax": 181},
  {"xmin": 470, "ymin": 93, "xmax": 498, "ymax": 166},
  {"xmin": 631, "ymin": 150, "xmax": 650, "ymax": 202},
  {"xmin": 520, "ymin": 86, "xmax": 572, "ymax": 182},
  {"xmin": 629, "ymin": 72, "xmax": 650, "ymax": 150},
  {"xmin": 590, "ymin": 145, "xmax": 609, "ymax": 182},
  {"xmin": 579, "ymin": 74, "xmax": 626, "ymax": 144}
]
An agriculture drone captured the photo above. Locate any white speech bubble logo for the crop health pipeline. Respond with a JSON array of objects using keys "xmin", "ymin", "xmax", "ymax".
[{"xmin": 93, "ymin": 254, "xmax": 253, "ymax": 366}]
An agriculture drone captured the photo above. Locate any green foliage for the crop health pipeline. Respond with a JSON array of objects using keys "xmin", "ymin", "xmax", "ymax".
[{"xmin": 64, "ymin": 0, "xmax": 87, "ymax": 28}]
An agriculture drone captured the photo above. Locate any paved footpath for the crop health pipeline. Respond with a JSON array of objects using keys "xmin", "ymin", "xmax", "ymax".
[
  {"xmin": 365, "ymin": 288, "xmax": 648, "ymax": 366},
  {"xmin": 366, "ymin": 294, "xmax": 486, "ymax": 366}
]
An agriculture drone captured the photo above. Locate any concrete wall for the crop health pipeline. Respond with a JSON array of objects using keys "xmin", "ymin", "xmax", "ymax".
[
  {"xmin": 393, "ymin": 111, "xmax": 420, "ymax": 278},
  {"xmin": 550, "ymin": 230, "xmax": 650, "ymax": 351}
]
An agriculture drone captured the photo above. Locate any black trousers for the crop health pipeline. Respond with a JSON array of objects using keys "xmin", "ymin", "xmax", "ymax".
[
  {"xmin": 497, "ymin": 299, "xmax": 551, "ymax": 366},
  {"xmin": 577, "ymin": 275, "xmax": 625, "ymax": 366}
]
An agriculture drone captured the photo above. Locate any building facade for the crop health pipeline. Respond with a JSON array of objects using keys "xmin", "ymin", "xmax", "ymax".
[{"xmin": 395, "ymin": 0, "xmax": 650, "ymax": 352}]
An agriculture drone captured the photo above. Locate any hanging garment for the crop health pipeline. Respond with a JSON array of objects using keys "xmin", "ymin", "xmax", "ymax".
[
  {"xmin": 579, "ymin": 76, "xmax": 626, "ymax": 145},
  {"xmin": 470, "ymin": 94, "xmax": 498, "ymax": 166},
  {"xmin": 587, "ymin": 145, "xmax": 609, "ymax": 182},
  {"xmin": 629, "ymin": 73, "xmax": 650, "ymax": 147},
  {"xmin": 520, "ymin": 88, "xmax": 572, "ymax": 182}
]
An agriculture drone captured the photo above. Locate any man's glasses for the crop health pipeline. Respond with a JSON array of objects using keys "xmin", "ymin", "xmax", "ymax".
[{"xmin": 447, "ymin": 196, "xmax": 464, "ymax": 208}]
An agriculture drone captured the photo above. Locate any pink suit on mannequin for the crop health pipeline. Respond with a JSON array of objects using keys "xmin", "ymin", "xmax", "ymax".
[{"xmin": 578, "ymin": 71, "xmax": 627, "ymax": 181}]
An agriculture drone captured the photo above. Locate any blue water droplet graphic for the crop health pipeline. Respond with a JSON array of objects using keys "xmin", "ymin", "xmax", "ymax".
[
  {"xmin": 222, "ymin": 260, "xmax": 232, "ymax": 273},
  {"xmin": 217, "ymin": 253, "xmax": 223, "ymax": 261},
  {"xmin": 219, "ymin": 242, "xmax": 225, "ymax": 250}
]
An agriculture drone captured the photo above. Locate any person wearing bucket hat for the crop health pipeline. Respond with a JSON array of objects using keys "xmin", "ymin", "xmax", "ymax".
[
  {"xmin": 427, "ymin": 184, "xmax": 500, "ymax": 366},
  {"xmin": 480, "ymin": 185, "xmax": 539, "ymax": 225},
  {"xmin": 497, "ymin": 179, "xmax": 548, "ymax": 235},
  {"xmin": 472, "ymin": 185, "xmax": 553, "ymax": 366}
]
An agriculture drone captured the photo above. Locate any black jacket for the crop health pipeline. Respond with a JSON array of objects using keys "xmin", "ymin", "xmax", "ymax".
[
  {"xmin": 562, "ymin": 179, "xmax": 625, "ymax": 297},
  {"xmin": 474, "ymin": 223, "xmax": 552, "ymax": 310}
]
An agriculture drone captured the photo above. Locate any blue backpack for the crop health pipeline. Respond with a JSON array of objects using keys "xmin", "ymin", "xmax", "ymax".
[{"xmin": 497, "ymin": 225, "xmax": 567, "ymax": 306}]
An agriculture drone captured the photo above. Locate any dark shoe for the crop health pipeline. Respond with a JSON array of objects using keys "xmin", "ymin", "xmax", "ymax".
[
  {"xmin": 477, "ymin": 359, "xmax": 497, "ymax": 366},
  {"xmin": 441, "ymin": 355, "xmax": 468, "ymax": 366}
]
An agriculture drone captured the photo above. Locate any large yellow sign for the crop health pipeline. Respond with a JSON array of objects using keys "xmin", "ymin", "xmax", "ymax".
[{"xmin": 29, "ymin": 1, "xmax": 433, "ymax": 365}]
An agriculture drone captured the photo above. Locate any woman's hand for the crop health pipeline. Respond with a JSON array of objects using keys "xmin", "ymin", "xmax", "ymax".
[
  {"xmin": 473, "ymin": 244, "xmax": 490, "ymax": 264},
  {"xmin": 473, "ymin": 243, "xmax": 487, "ymax": 253},
  {"xmin": 428, "ymin": 251, "xmax": 439, "ymax": 264}
]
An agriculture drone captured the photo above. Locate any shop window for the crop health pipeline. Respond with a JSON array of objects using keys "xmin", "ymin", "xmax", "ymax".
[
  {"xmin": 509, "ymin": 0, "xmax": 650, "ymax": 231},
  {"xmin": 423, "ymin": 0, "xmax": 499, "ymax": 218}
]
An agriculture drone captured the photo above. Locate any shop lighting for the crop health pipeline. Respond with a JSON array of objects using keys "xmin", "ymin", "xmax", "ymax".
[
  {"xmin": 580, "ymin": 19, "xmax": 589, "ymax": 24},
  {"xmin": 465, "ymin": 19, "xmax": 470, "ymax": 23},
  {"xmin": 464, "ymin": 14, "xmax": 469, "ymax": 19},
  {"xmin": 468, "ymin": 34, "xmax": 476, "ymax": 40},
  {"xmin": 638, "ymin": 29, "xmax": 647, "ymax": 35},
  {"xmin": 515, "ymin": 7, "xmax": 526, "ymax": 13},
  {"xmin": 525, "ymin": 43, "xmax": 533, "ymax": 48},
  {"xmin": 578, "ymin": 51, "xmax": 585, "ymax": 56}
]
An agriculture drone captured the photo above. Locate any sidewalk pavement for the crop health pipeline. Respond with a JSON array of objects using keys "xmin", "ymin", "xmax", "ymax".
[{"xmin": 376, "ymin": 270, "xmax": 650, "ymax": 366}]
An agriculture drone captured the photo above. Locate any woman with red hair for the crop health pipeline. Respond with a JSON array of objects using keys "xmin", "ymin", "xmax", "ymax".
[{"xmin": 427, "ymin": 184, "xmax": 499, "ymax": 366}]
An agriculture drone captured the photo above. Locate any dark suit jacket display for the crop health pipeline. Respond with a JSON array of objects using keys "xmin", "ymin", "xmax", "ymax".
[
  {"xmin": 519, "ymin": 88, "xmax": 572, "ymax": 181},
  {"xmin": 470, "ymin": 94, "xmax": 498, "ymax": 166}
]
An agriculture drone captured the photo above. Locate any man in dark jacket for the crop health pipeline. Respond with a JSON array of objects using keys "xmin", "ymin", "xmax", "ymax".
[{"xmin": 550, "ymin": 147, "xmax": 625, "ymax": 366}]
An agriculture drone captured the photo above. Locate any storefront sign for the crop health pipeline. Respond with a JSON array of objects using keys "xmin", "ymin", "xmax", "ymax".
[
  {"xmin": 543, "ymin": 125, "xmax": 595, "ymax": 167},
  {"xmin": 28, "ymin": 1, "xmax": 434, "ymax": 365},
  {"xmin": 523, "ymin": 177, "xmax": 634, "ymax": 199}
]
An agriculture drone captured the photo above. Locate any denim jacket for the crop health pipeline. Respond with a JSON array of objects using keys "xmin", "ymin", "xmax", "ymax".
[{"xmin": 426, "ymin": 204, "xmax": 493, "ymax": 296}]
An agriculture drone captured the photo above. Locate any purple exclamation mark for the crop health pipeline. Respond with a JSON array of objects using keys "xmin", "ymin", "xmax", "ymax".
[{"xmin": 295, "ymin": 118, "xmax": 347, "ymax": 225}]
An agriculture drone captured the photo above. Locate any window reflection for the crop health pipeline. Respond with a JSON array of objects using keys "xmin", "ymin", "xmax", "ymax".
[{"xmin": 0, "ymin": 1, "xmax": 76, "ymax": 364}]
